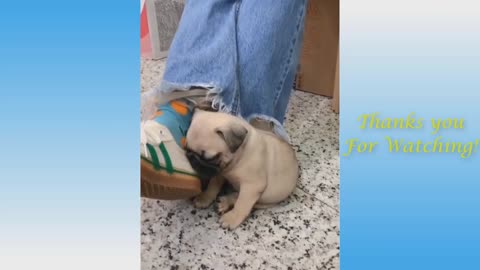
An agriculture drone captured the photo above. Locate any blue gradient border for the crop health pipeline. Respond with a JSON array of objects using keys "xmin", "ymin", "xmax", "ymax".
[
  {"xmin": 0, "ymin": 1, "xmax": 139, "ymax": 269},
  {"xmin": 341, "ymin": 0, "xmax": 480, "ymax": 269}
]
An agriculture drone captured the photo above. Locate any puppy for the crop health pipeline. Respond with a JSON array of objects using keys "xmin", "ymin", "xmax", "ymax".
[{"xmin": 185, "ymin": 110, "xmax": 299, "ymax": 229}]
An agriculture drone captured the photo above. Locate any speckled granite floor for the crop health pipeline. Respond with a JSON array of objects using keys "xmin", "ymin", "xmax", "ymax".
[{"xmin": 141, "ymin": 59, "xmax": 339, "ymax": 270}]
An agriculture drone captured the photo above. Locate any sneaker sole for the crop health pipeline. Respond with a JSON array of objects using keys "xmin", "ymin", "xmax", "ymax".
[{"xmin": 141, "ymin": 159, "xmax": 201, "ymax": 200}]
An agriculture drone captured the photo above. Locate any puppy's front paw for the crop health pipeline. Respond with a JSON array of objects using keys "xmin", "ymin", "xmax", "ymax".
[
  {"xmin": 217, "ymin": 196, "xmax": 233, "ymax": 214},
  {"xmin": 220, "ymin": 210, "xmax": 244, "ymax": 230},
  {"xmin": 193, "ymin": 193, "xmax": 214, "ymax": 209}
]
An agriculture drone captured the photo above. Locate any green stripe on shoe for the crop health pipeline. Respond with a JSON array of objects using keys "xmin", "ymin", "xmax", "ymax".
[
  {"xmin": 159, "ymin": 142, "xmax": 174, "ymax": 174},
  {"xmin": 141, "ymin": 144, "xmax": 197, "ymax": 177},
  {"xmin": 146, "ymin": 143, "xmax": 161, "ymax": 170}
]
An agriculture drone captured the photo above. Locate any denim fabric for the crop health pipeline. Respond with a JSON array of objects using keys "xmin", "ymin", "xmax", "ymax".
[{"xmin": 157, "ymin": 0, "xmax": 307, "ymax": 141}]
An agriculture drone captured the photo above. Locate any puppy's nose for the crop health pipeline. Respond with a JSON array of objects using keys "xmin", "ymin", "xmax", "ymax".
[
  {"xmin": 185, "ymin": 150, "xmax": 194, "ymax": 160},
  {"xmin": 185, "ymin": 150, "xmax": 220, "ymax": 187}
]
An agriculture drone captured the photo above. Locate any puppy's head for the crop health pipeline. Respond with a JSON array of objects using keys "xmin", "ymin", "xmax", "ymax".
[{"xmin": 186, "ymin": 110, "xmax": 248, "ymax": 180}]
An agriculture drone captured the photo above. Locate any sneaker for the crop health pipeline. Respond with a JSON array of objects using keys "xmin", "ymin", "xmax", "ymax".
[{"xmin": 141, "ymin": 100, "xmax": 202, "ymax": 200}]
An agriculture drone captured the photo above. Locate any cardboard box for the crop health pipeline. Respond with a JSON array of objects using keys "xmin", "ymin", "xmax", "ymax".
[
  {"xmin": 332, "ymin": 49, "xmax": 339, "ymax": 113},
  {"xmin": 295, "ymin": 0, "xmax": 339, "ymax": 101}
]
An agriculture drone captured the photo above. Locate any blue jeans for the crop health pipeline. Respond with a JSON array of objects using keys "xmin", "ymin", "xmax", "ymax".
[{"xmin": 157, "ymin": 0, "xmax": 307, "ymax": 141}]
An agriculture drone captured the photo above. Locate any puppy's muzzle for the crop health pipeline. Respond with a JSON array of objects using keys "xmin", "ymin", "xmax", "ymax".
[{"xmin": 185, "ymin": 150, "xmax": 221, "ymax": 191}]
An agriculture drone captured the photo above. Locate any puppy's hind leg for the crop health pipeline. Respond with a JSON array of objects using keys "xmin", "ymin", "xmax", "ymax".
[
  {"xmin": 217, "ymin": 192, "xmax": 238, "ymax": 214},
  {"xmin": 220, "ymin": 185, "xmax": 262, "ymax": 229}
]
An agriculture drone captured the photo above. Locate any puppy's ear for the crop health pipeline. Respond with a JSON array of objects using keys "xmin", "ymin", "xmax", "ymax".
[
  {"xmin": 215, "ymin": 123, "xmax": 248, "ymax": 153},
  {"xmin": 249, "ymin": 118, "xmax": 275, "ymax": 132}
]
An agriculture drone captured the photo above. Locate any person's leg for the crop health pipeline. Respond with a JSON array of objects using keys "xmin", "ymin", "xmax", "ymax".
[
  {"xmin": 149, "ymin": 0, "xmax": 307, "ymax": 122},
  {"xmin": 146, "ymin": 0, "xmax": 241, "ymax": 112},
  {"xmin": 235, "ymin": 0, "xmax": 308, "ymax": 141}
]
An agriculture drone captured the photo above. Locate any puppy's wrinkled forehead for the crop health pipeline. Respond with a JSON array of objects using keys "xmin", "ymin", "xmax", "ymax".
[
  {"xmin": 187, "ymin": 111, "xmax": 228, "ymax": 153},
  {"xmin": 189, "ymin": 111, "xmax": 218, "ymax": 133},
  {"xmin": 187, "ymin": 110, "xmax": 249, "ymax": 155}
]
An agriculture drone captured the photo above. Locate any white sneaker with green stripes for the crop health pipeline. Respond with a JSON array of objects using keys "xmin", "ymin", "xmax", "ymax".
[
  {"xmin": 140, "ymin": 89, "xmax": 213, "ymax": 200},
  {"xmin": 141, "ymin": 120, "xmax": 202, "ymax": 200}
]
